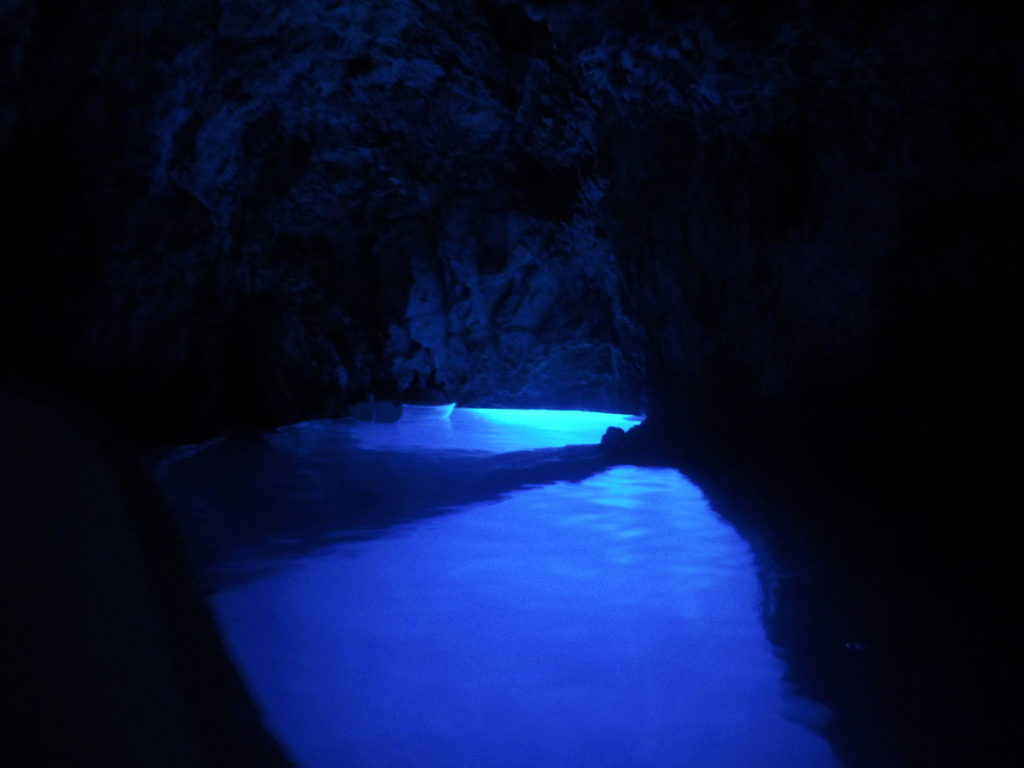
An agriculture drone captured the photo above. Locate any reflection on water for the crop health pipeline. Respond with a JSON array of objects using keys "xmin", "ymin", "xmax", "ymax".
[{"xmin": 159, "ymin": 410, "xmax": 836, "ymax": 767}]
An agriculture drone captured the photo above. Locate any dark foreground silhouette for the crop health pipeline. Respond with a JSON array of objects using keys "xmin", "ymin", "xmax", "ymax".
[{"xmin": 2, "ymin": 390, "xmax": 290, "ymax": 767}]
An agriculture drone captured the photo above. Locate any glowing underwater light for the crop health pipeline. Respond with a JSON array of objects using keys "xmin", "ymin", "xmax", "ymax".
[
  {"xmin": 463, "ymin": 408, "xmax": 640, "ymax": 433},
  {"xmin": 348, "ymin": 407, "xmax": 643, "ymax": 454}
]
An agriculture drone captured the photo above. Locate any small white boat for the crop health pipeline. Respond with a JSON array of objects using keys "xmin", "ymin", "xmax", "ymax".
[{"xmin": 400, "ymin": 402, "xmax": 456, "ymax": 419}]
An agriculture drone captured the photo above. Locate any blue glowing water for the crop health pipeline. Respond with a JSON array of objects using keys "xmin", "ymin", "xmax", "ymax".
[
  {"xmin": 159, "ymin": 409, "xmax": 836, "ymax": 767},
  {"xmin": 347, "ymin": 406, "xmax": 641, "ymax": 453}
]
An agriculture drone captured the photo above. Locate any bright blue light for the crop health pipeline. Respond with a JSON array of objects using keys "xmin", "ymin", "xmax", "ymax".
[
  {"xmin": 349, "ymin": 407, "xmax": 642, "ymax": 454},
  {"xmin": 159, "ymin": 411, "xmax": 837, "ymax": 766},
  {"xmin": 464, "ymin": 407, "xmax": 639, "ymax": 432},
  {"xmin": 207, "ymin": 464, "xmax": 837, "ymax": 768}
]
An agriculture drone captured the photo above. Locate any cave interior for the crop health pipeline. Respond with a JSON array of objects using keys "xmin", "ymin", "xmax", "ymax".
[{"xmin": 2, "ymin": 1, "xmax": 1021, "ymax": 765}]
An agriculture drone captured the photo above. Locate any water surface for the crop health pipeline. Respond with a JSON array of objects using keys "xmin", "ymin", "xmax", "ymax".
[{"xmin": 157, "ymin": 409, "xmax": 836, "ymax": 767}]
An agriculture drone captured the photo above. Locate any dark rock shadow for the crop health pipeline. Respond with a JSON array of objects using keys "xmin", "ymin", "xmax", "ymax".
[
  {"xmin": 2, "ymin": 391, "xmax": 291, "ymax": 767},
  {"xmin": 609, "ymin": 422, "xmax": 1017, "ymax": 768}
]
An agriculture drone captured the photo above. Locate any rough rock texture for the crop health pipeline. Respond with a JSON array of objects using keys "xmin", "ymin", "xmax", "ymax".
[
  {"xmin": 3, "ymin": 0, "xmax": 1022, "ymax": 764},
  {"xmin": 3, "ymin": 0, "xmax": 646, "ymax": 440},
  {"xmin": 5, "ymin": 0, "xmax": 1018, "ymax": 447},
  {"xmin": 7, "ymin": 0, "xmax": 1016, "ymax": 446}
]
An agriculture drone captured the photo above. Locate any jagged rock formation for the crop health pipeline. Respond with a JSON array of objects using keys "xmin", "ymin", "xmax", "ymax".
[
  {"xmin": 4, "ymin": 0, "xmax": 650, "ymax": 439},
  {"xmin": 4, "ymin": 1, "xmax": 1018, "ymax": 453},
  {"xmin": 5, "ymin": 0, "xmax": 1019, "ymax": 449}
]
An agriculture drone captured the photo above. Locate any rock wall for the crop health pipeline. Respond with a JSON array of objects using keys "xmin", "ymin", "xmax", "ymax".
[
  {"xmin": 2, "ymin": 0, "xmax": 646, "ymax": 441},
  {"xmin": 5, "ymin": 1, "xmax": 1018, "ymax": 454},
  {"xmin": 582, "ymin": 2, "xmax": 1022, "ymax": 497}
]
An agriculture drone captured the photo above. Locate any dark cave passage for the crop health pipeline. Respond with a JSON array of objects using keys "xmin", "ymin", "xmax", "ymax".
[{"xmin": 3, "ymin": 1, "xmax": 1020, "ymax": 765}]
